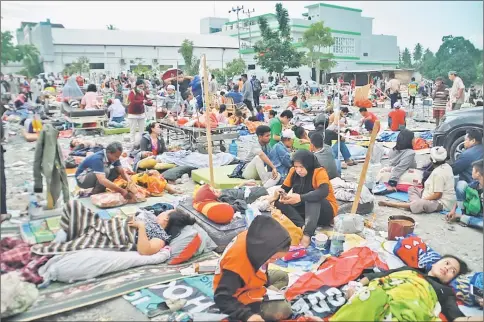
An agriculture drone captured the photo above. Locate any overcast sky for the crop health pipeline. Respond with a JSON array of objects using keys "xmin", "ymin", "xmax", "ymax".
[{"xmin": 2, "ymin": 1, "xmax": 482, "ymax": 53}]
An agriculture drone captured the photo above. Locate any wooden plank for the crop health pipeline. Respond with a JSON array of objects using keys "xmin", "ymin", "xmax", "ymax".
[{"xmin": 351, "ymin": 120, "xmax": 380, "ymax": 214}]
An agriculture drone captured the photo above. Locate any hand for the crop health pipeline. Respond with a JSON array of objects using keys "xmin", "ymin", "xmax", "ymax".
[
  {"xmin": 247, "ymin": 314, "xmax": 264, "ymax": 322},
  {"xmin": 120, "ymin": 189, "xmax": 129, "ymax": 198},
  {"xmin": 128, "ymin": 219, "xmax": 144, "ymax": 230},
  {"xmin": 300, "ymin": 235, "xmax": 311, "ymax": 248},
  {"xmin": 281, "ymin": 193, "xmax": 301, "ymax": 205},
  {"xmin": 271, "ymin": 168, "xmax": 278, "ymax": 180}
]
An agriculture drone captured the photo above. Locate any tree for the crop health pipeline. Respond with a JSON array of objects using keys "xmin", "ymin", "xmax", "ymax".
[
  {"xmin": 253, "ymin": 3, "xmax": 304, "ymax": 74},
  {"xmin": 419, "ymin": 48, "xmax": 435, "ymax": 75},
  {"xmin": 223, "ymin": 58, "xmax": 246, "ymax": 81},
  {"xmin": 1, "ymin": 31, "xmax": 22, "ymax": 65},
  {"xmin": 66, "ymin": 56, "xmax": 90, "ymax": 76},
  {"xmin": 401, "ymin": 48, "xmax": 412, "ymax": 68},
  {"xmin": 18, "ymin": 45, "xmax": 43, "ymax": 77},
  {"xmin": 302, "ymin": 21, "xmax": 335, "ymax": 84},
  {"xmin": 420, "ymin": 36, "xmax": 482, "ymax": 86},
  {"xmin": 106, "ymin": 24, "xmax": 117, "ymax": 30},
  {"xmin": 413, "ymin": 43, "xmax": 423, "ymax": 65},
  {"xmin": 178, "ymin": 39, "xmax": 200, "ymax": 76}
]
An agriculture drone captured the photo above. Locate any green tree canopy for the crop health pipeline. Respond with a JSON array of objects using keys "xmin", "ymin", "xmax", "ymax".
[
  {"xmin": 1, "ymin": 31, "xmax": 22, "ymax": 65},
  {"xmin": 253, "ymin": 3, "xmax": 304, "ymax": 74},
  {"xmin": 18, "ymin": 45, "xmax": 43, "ymax": 77},
  {"xmin": 302, "ymin": 21, "xmax": 335, "ymax": 84},
  {"xmin": 223, "ymin": 58, "xmax": 246, "ymax": 80},
  {"xmin": 413, "ymin": 43, "xmax": 423, "ymax": 64},
  {"xmin": 401, "ymin": 48, "xmax": 412, "ymax": 68},
  {"xmin": 178, "ymin": 39, "xmax": 200, "ymax": 76}
]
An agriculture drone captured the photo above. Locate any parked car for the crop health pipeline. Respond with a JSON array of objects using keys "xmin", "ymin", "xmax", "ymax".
[{"xmin": 432, "ymin": 106, "xmax": 483, "ymax": 162}]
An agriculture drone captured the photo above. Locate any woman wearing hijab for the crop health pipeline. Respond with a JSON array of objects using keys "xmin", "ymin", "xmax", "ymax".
[
  {"xmin": 376, "ymin": 129, "xmax": 416, "ymax": 194},
  {"xmin": 276, "ymin": 150, "xmax": 338, "ymax": 248},
  {"xmin": 62, "ymin": 76, "xmax": 84, "ymax": 100}
]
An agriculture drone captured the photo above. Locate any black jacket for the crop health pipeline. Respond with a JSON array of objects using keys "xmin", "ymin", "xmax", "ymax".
[{"xmin": 139, "ymin": 133, "xmax": 167, "ymax": 156}]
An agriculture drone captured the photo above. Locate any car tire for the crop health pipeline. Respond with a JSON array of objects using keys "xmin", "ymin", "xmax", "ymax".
[{"xmin": 449, "ymin": 134, "xmax": 466, "ymax": 163}]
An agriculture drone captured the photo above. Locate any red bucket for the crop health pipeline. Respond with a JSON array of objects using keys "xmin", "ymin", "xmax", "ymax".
[{"xmin": 388, "ymin": 215, "xmax": 415, "ymax": 241}]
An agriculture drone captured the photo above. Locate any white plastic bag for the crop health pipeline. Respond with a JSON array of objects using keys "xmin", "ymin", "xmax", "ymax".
[{"xmin": 334, "ymin": 214, "xmax": 365, "ymax": 234}]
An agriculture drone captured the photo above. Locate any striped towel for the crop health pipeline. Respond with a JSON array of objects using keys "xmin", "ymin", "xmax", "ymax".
[{"xmin": 31, "ymin": 200, "xmax": 136, "ymax": 255}]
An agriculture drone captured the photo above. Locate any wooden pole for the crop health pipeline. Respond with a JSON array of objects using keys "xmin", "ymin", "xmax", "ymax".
[
  {"xmin": 201, "ymin": 55, "xmax": 215, "ymax": 187},
  {"xmin": 350, "ymin": 120, "xmax": 380, "ymax": 214}
]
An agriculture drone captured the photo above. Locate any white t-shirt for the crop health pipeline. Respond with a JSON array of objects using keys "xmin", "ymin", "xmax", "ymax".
[
  {"xmin": 450, "ymin": 76, "xmax": 465, "ymax": 104},
  {"xmin": 422, "ymin": 163, "xmax": 456, "ymax": 211},
  {"xmin": 108, "ymin": 100, "xmax": 126, "ymax": 118}
]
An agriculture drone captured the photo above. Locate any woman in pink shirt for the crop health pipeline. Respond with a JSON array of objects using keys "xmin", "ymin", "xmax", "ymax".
[{"xmin": 80, "ymin": 84, "xmax": 100, "ymax": 110}]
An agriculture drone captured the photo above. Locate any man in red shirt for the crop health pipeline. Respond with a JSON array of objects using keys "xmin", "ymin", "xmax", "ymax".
[
  {"xmin": 388, "ymin": 102, "xmax": 406, "ymax": 131},
  {"xmin": 359, "ymin": 107, "xmax": 378, "ymax": 132}
]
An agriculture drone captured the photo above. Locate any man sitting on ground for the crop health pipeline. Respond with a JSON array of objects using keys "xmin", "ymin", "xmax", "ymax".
[
  {"xmin": 452, "ymin": 129, "xmax": 484, "ymax": 189},
  {"xmin": 359, "ymin": 107, "xmax": 379, "ymax": 132},
  {"xmin": 388, "ymin": 102, "xmax": 406, "ymax": 131},
  {"xmin": 310, "ymin": 132, "xmax": 339, "ymax": 179},
  {"xmin": 225, "ymin": 84, "xmax": 243, "ymax": 105},
  {"xmin": 242, "ymin": 125, "xmax": 281, "ymax": 188},
  {"xmin": 268, "ymin": 129, "xmax": 295, "ymax": 180},
  {"xmin": 75, "ymin": 142, "xmax": 132, "ymax": 197}
]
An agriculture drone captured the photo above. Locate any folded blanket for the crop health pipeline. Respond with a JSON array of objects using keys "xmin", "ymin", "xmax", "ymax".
[{"xmin": 31, "ymin": 200, "xmax": 136, "ymax": 255}]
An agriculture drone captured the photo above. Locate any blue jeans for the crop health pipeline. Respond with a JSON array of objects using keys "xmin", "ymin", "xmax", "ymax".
[
  {"xmin": 111, "ymin": 116, "xmax": 125, "ymax": 123},
  {"xmin": 461, "ymin": 215, "xmax": 483, "ymax": 229},
  {"xmin": 332, "ymin": 141, "xmax": 352, "ymax": 161}
]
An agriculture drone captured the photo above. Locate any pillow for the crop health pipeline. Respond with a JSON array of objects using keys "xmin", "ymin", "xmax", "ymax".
[
  {"xmin": 193, "ymin": 201, "xmax": 234, "ymax": 224},
  {"xmin": 393, "ymin": 234, "xmax": 441, "ymax": 272},
  {"xmin": 91, "ymin": 192, "xmax": 127, "ymax": 208},
  {"xmin": 138, "ymin": 158, "xmax": 157, "ymax": 169},
  {"xmin": 376, "ymin": 167, "xmax": 423, "ymax": 192},
  {"xmin": 169, "ymin": 226, "xmax": 202, "ymax": 265},
  {"xmin": 154, "ymin": 163, "xmax": 176, "ymax": 170}
]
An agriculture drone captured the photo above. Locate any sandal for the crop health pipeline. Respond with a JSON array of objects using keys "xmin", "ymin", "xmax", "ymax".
[{"xmin": 345, "ymin": 159, "xmax": 357, "ymax": 166}]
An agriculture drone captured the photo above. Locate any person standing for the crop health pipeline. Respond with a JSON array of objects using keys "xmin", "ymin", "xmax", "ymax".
[
  {"xmin": 387, "ymin": 72, "xmax": 400, "ymax": 109},
  {"xmin": 432, "ymin": 77, "xmax": 448, "ymax": 126},
  {"xmin": 407, "ymin": 77, "xmax": 418, "ymax": 109},
  {"xmin": 209, "ymin": 74, "xmax": 218, "ymax": 95},
  {"xmin": 251, "ymin": 75, "xmax": 262, "ymax": 107},
  {"xmin": 127, "ymin": 80, "xmax": 147, "ymax": 148},
  {"xmin": 241, "ymin": 74, "xmax": 254, "ymax": 116},
  {"xmin": 448, "ymin": 71, "xmax": 465, "ymax": 110}
]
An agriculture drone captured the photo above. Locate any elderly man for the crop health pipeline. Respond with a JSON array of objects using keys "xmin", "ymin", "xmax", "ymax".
[
  {"xmin": 448, "ymin": 71, "xmax": 465, "ymax": 110},
  {"xmin": 75, "ymin": 141, "xmax": 132, "ymax": 197}
]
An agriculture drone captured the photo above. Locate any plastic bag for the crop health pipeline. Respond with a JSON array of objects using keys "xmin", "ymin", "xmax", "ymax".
[
  {"xmin": 1, "ymin": 272, "xmax": 39, "ymax": 318},
  {"xmin": 91, "ymin": 192, "xmax": 127, "ymax": 208},
  {"xmin": 334, "ymin": 214, "xmax": 365, "ymax": 234}
]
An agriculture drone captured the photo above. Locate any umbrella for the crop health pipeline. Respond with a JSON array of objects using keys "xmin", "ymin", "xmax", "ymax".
[{"xmin": 161, "ymin": 68, "xmax": 183, "ymax": 81}]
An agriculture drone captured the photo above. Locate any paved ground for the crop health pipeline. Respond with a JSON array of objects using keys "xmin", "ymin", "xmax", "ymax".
[{"xmin": 2, "ymin": 97, "xmax": 482, "ymax": 321}]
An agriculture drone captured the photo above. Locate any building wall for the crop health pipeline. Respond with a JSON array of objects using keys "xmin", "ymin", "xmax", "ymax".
[{"xmin": 52, "ymin": 44, "xmax": 239, "ymax": 76}]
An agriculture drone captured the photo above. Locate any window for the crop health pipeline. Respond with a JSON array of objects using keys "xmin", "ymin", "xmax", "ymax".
[
  {"xmin": 89, "ymin": 63, "xmax": 105, "ymax": 70},
  {"xmin": 363, "ymin": 52, "xmax": 368, "ymax": 57},
  {"xmin": 210, "ymin": 27, "xmax": 222, "ymax": 33},
  {"xmin": 248, "ymin": 64, "xmax": 256, "ymax": 70},
  {"xmin": 332, "ymin": 37, "xmax": 355, "ymax": 55},
  {"xmin": 284, "ymin": 71, "xmax": 300, "ymax": 77}
]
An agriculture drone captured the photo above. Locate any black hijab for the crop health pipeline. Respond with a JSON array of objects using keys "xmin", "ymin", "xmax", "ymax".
[
  {"xmin": 395, "ymin": 129, "xmax": 414, "ymax": 151},
  {"xmin": 290, "ymin": 150, "xmax": 321, "ymax": 195}
]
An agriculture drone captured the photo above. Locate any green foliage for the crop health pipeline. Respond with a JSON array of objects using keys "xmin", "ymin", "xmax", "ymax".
[
  {"xmin": 302, "ymin": 21, "xmax": 335, "ymax": 83},
  {"xmin": 223, "ymin": 58, "xmax": 246, "ymax": 80},
  {"xmin": 419, "ymin": 36, "xmax": 482, "ymax": 86},
  {"xmin": 210, "ymin": 68, "xmax": 225, "ymax": 84},
  {"xmin": 401, "ymin": 48, "xmax": 413, "ymax": 68},
  {"xmin": 413, "ymin": 43, "xmax": 423, "ymax": 64},
  {"xmin": 178, "ymin": 39, "xmax": 200, "ymax": 76},
  {"xmin": 63, "ymin": 56, "xmax": 90, "ymax": 76},
  {"xmin": 253, "ymin": 3, "xmax": 304, "ymax": 74},
  {"xmin": 132, "ymin": 64, "xmax": 151, "ymax": 77},
  {"xmin": 1, "ymin": 31, "xmax": 22, "ymax": 65},
  {"xmin": 18, "ymin": 45, "xmax": 43, "ymax": 77}
]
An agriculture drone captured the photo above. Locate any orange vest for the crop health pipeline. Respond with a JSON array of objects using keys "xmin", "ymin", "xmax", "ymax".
[{"xmin": 213, "ymin": 231, "xmax": 267, "ymax": 305}]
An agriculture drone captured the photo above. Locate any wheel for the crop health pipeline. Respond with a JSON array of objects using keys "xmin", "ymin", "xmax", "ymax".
[{"xmin": 449, "ymin": 134, "xmax": 466, "ymax": 163}]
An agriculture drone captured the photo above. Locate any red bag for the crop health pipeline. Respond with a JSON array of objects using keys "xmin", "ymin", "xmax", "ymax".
[
  {"xmin": 413, "ymin": 137, "xmax": 429, "ymax": 150},
  {"xmin": 285, "ymin": 247, "xmax": 388, "ymax": 301}
]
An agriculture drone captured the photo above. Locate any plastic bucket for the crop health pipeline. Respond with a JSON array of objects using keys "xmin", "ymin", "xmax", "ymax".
[{"xmin": 388, "ymin": 215, "xmax": 415, "ymax": 240}]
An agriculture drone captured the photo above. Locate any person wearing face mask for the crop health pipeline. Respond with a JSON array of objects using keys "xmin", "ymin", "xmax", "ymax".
[
  {"xmin": 162, "ymin": 85, "xmax": 182, "ymax": 116},
  {"xmin": 276, "ymin": 150, "xmax": 338, "ymax": 248},
  {"xmin": 332, "ymin": 255, "xmax": 480, "ymax": 321},
  {"xmin": 127, "ymin": 79, "xmax": 147, "ymax": 147}
]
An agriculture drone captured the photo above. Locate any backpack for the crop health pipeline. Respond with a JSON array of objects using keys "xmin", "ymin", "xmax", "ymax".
[
  {"xmin": 252, "ymin": 79, "xmax": 262, "ymax": 92},
  {"xmin": 464, "ymin": 186, "xmax": 482, "ymax": 216}
]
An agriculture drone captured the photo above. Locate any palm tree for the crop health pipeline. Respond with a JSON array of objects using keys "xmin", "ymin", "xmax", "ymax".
[{"xmin": 106, "ymin": 24, "xmax": 117, "ymax": 30}]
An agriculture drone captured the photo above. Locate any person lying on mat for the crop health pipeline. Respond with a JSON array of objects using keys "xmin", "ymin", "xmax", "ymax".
[
  {"xmin": 214, "ymin": 215, "xmax": 293, "ymax": 322},
  {"xmin": 379, "ymin": 146, "xmax": 456, "ymax": 214},
  {"xmin": 376, "ymin": 129, "xmax": 416, "ymax": 195},
  {"xmin": 275, "ymin": 150, "xmax": 338, "ymax": 248},
  {"xmin": 447, "ymin": 159, "xmax": 483, "ymax": 229},
  {"xmin": 242, "ymin": 125, "xmax": 281, "ymax": 188},
  {"xmin": 75, "ymin": 141, "xmax": 132, "ymax": 198},
  {"xmin": 332, "ymin": 255, "xmax": 483, "ymax": 322}
]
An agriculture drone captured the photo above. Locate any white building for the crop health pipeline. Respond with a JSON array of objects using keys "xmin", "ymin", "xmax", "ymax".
[
  {"xmin": 203, "ymin": 2, "xmax": 399, "ymax": 82},
  {"xmin": 15, "ymin": 19, "xmax": 240, "ymax": 77}
]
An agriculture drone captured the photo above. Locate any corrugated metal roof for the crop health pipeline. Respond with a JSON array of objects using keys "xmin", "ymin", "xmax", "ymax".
[{"xmin": 51, "ymin": 29, "xmax": 240, "ymax": 49}]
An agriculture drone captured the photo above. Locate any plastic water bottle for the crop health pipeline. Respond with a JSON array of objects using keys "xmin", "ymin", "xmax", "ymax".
[
  {"xmin": 229, "ymin": 139, "xmax": 238, "ymax": 157},
  {"xmin": 329, "ymin": 223, "xmax": 345, "ymax": 257},
  {"xmin": 28, "ymin": 189, "xmax": 42, "ymax": 220}
]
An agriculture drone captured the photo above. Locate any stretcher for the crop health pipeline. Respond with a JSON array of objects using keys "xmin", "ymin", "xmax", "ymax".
[{"xmin": 158, "ymin": 120, "xmax": 239, "ymax": 153}]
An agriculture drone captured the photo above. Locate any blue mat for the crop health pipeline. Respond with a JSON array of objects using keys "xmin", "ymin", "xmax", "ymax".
[
  {"xmin": 386, "ymin": 191, "xmax": 410, "ymax": 202},
  {"xmin": 440, "ymin": 207, "xmax": 463, "ymax": 215}
]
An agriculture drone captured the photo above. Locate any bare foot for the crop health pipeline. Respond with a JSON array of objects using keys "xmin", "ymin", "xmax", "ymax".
[{"xmin": 300, "ymin": 235, "xmax": 311, "ymax": 248}]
